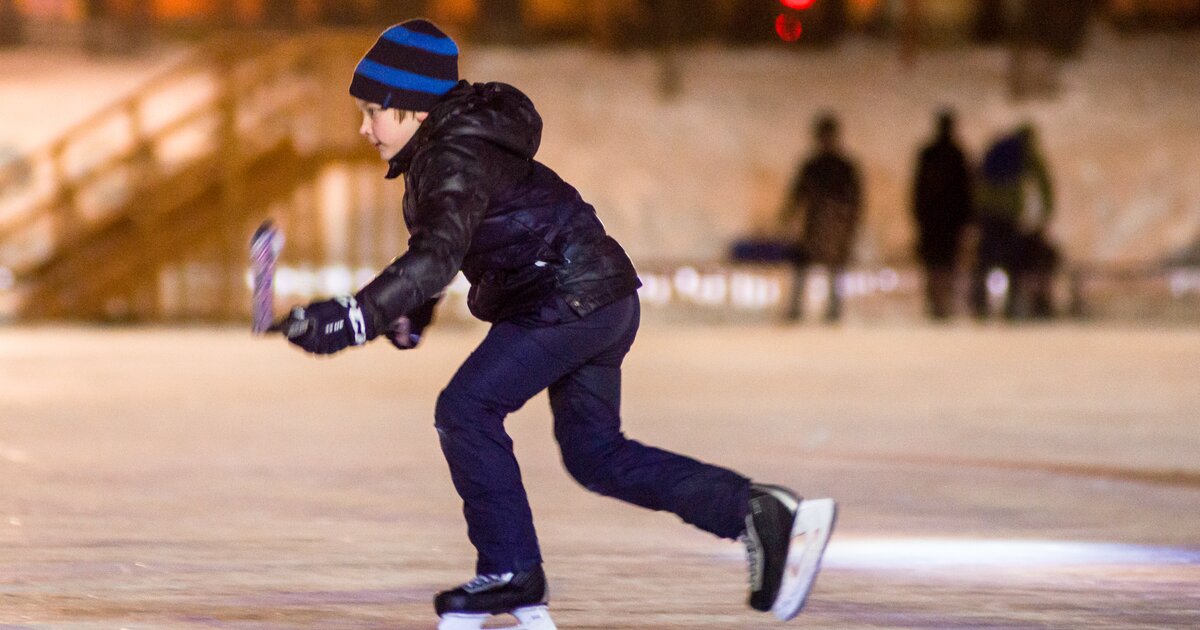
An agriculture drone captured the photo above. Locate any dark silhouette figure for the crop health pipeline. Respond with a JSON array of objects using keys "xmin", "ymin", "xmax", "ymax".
[
  {"xmin": 971, "ymin": 123, "xmax": 1056, "ymax": 320},
  {"xmin": 912, "ymin": 110, "xmax": 973, "ymax": 320},
  {"xmin": 781, "ymin": 114, "xmax": 862, "ymax": 323}
]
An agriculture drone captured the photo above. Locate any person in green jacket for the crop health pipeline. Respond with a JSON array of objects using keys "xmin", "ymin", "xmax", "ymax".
[{"xmin": 971, "ymin": 123, "xmax": 1057, "ymax": 320}]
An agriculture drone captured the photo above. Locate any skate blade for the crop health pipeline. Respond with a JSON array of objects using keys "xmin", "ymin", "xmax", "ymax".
[
  {"xmin": 437, "ymin": 605, "xmax": 556, "ymax": 630},
  {"xmin": 771, "ymin": 498, "xmax": 837, "ymax": 621}
]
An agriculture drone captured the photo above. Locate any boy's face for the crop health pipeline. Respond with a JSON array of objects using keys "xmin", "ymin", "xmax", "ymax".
[{"xmin": 355, "ymin": 98, "xmax": 428, "ymax": 161}]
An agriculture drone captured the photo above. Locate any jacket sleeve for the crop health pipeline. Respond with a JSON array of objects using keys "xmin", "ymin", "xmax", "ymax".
[{"xmin": 355, "ymin": 139, "xmax": 500, "ymax": 335}]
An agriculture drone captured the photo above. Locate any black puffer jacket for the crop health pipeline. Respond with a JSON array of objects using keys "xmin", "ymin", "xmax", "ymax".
[{"xmin": 356, "ymin": 81, "xmax": 640, "ymax": 332}]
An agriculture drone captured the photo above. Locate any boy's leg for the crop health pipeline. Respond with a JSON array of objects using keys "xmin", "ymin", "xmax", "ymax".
[
  {"xmin": 435, "ymin": 324, "xmax": 564, "ymax": 574},
  {"xmin": 435, "ymin": 295, "xmax": 656, "ymax": 573},
  {"xmin": 529, "ymin": 294, "xmax": 833, "ymax": 617},
  {"xmin": 548, "ymin": 296, "xmax": 751, "ymax": 540}
]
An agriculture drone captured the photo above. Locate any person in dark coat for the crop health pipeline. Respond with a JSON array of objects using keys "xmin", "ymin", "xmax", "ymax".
[
  {"xmin": 780, "ymin": 113, "xmax": 863, "ymax": 322},
  {"xmin": 272, "ymin": 19, "xmax": 837, "ymax": 628},
  {"xmin": 911, "ymin": 110, "xmax": 973, "ymax": 320}
]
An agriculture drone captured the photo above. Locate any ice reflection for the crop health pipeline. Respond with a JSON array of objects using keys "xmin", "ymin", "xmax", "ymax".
[{"xmin": 824, "ymin": 537, "xmax": 1200, "ymax": 570}]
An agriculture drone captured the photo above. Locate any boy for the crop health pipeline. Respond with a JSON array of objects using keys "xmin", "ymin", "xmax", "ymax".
[{"xmin": 277, "ymin": 19, "xmax": 836, "ymax": 630}]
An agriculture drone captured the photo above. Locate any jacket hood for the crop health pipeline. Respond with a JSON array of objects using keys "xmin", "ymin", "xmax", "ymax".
[{"xmin": 386, "ymin": 81, "xmax": 542, "ymax": 178}]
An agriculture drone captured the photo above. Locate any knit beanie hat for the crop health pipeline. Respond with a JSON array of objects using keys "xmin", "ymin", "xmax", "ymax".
[{"xmin": 349, "ymin": 19, "xmax": 459, "ymax": 112}]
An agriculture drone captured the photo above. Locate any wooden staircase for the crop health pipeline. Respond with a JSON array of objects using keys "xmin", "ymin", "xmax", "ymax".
[{"xmin": 0, "ymin": 32, "xmax": 380, "ymax": 322}]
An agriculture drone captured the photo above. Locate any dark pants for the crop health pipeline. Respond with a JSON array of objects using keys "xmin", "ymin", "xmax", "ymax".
[
  {"xmin": 785, "ymin": 264, "xmax": 845, "ymax": 323},
  {"xmin": 970, "ymin": 218, "xmax": 1021, "ymax": 319},
  {"xmin": 971, "ymin": 219, "xmax": 1059, "ymax": 320},
  {"xmin": 434, "ymin": 294, "xmax": 751, "ymax": 574},
  {"xmin": 918, "ymin": 229, "xmax": 966, "ymax": 321}
]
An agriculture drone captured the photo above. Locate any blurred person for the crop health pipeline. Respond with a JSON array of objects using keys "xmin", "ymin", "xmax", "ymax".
[
  {"xmin": 272, "ymin": 19, "xmax": 837, "ymax": 630},
  {"xmin": 780, "ymin": 113, "xmax": 863, "ymax": 323},
  {"xmin": 971, "ymin": 123, "xmax": 1056, "ymax": 320},
  {"xmin": 911, "ymin": 109, "xmax": 973, "ymax": 321}
]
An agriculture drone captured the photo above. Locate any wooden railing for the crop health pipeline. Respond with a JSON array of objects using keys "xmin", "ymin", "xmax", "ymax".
[
  {"xmin": 0, "ymin": 31, "xmax": 379, "ymax": 321},
  {"xmin": 2, "ymin": 36, "xmax": 295, "ymax": 273}
]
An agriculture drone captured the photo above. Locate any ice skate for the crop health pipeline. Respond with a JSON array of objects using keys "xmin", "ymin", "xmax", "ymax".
[
  {"xmin": 435, "ymin": 566, "xmax": 556, "ymax": 630},
  {"xmin": 742, "ymin": 484, "xmax": 837, "ymax": 621}
]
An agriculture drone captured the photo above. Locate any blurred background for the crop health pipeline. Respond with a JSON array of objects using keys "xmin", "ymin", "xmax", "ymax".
[{"xmin": 0, "ymin": 0, "xmax": 1198, "ymax": 326}]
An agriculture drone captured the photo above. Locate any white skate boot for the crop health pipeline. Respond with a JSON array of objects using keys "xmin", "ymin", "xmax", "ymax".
[
  {"xmin": 435, "ymin": 566, "xmax": 556, "ymax": 630},
  {"xmin": 742, "ymin": 484, "xmax": 837, "ymax": 621}
]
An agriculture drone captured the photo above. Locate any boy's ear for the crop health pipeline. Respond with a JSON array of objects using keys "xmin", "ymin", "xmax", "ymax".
[{"xmin": 416, "ymin": 112, "xmax": 430, "ymax": 122}]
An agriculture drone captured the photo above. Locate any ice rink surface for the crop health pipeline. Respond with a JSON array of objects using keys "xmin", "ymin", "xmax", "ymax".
[{"xmin": 1, "ymin": 323, "xmax": 1198, "ymax": 628}]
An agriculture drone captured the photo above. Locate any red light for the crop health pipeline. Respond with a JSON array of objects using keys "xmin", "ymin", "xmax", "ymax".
[
  {"xmin": 775, "ymin": 14, "xmax": 803, "ymax": 42},
  {"xmin": 780, "ymin": 0, "xmax": 816, "ymax": 9}
]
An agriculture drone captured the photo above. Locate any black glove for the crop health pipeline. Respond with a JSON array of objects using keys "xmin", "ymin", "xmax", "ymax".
[
  {"xmin": 278, "ymin": 295, "xmax": 374, "ymax": 355},
  {"xmin": 385, "ymin": 297, "xmax": 438, "ymax": 350}
]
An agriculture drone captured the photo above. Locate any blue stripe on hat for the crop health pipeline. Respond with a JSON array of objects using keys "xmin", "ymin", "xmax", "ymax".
[
  {"xmin": 355, "ymin": 59, "xmax": 458, "ymax": 96},
  {"xmin": 380, "ymin": 25, "xmax": 459, "ymax": 56}
]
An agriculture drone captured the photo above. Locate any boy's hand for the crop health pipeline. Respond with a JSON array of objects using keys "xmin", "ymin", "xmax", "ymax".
[
  {"xmin": 279, "ymin": 296, "xmax": 373, "ymax": 355},
  {"xmin": 385, "ymin": 298, "xmax": 437, "ymax": 351},
  {"xmin": 386, "ymin": 316, "xmax": 421, "ymax": 350}
]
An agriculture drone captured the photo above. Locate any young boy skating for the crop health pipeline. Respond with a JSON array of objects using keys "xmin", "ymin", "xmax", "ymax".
[{"xmin": 276, "ymin": 19, "xmax": 836, "ymax": 629}]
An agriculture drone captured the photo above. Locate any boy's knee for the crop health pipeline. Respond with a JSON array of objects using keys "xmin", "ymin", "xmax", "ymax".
[
  {"xmin": 434, "ymin": 386, "xmax": 475, "ymax": 432},
  {"xmin": 561, "ymin": 442, "xmax": 625, "ymax": 495},
  {"xmin": 563, "ymin": 456, "xmax": 608, "ymax": 494}
]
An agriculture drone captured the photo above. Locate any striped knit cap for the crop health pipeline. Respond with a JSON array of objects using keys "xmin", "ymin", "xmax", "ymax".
[{"xmin": 349, "ymin": 20, "xmax": 459, "ymax": 112}]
